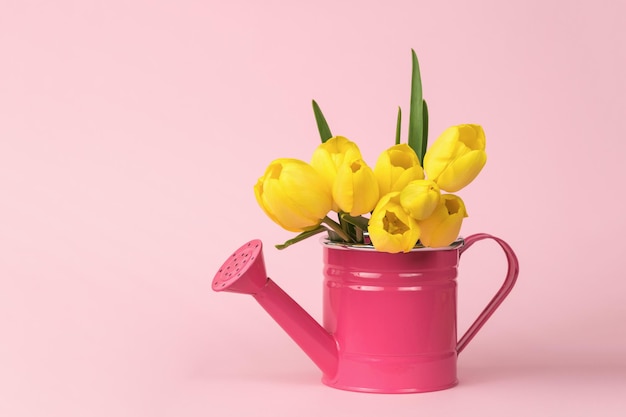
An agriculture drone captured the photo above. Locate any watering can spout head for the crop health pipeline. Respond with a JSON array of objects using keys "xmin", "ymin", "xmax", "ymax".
[
  {"xmin": 212, "ymin": 239, "xmax": 268, "ymax": 295},
  {"xmin": 212, "ymin": 239, "xmax": 338, "ymax": 377}
]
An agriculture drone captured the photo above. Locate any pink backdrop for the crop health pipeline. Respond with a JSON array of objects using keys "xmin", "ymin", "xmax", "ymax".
[{"xmin": 1, "ymin": 1, "xmax": 625, "ymax": 415}]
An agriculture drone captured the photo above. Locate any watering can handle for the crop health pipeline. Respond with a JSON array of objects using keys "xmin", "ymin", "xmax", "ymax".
[{"xmin": 456, "ymin": 233, "xmax": 519, "ymax": 354}]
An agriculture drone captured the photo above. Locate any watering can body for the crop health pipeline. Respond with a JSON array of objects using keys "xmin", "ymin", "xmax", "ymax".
[
  {"xmin": 322, "ymin": 242, "xmax": 459, "ymax": 392},
  {"xmin": 212, "ymin": 234, "xmax": 519, "ymax": 393}
]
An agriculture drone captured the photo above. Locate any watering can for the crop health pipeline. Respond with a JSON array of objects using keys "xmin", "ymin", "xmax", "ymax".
[{"xmin": 212, "ymin": 233, "xmax": 519, "ymax": 393}]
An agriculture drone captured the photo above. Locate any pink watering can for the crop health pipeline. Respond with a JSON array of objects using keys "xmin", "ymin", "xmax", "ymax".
[{"xmin": 212, "ymin": 233, "xmax": 519, "ymax": 393}]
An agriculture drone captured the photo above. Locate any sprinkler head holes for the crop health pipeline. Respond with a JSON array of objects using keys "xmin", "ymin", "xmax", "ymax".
[{"xmin": 212, "ymin": 239, "xmax": 268, "ymax": 295}]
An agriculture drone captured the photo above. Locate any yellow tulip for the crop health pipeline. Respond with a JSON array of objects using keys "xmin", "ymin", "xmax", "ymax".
[
  {"xmin": 399, "ymin": 179, "xmax": 441, "ymax": 220},
  {"xmin": 418, "ymin": 194, "xmax": 468, "ymax": 248},
  {"xmin": 333, "ymin": 159, "xmax": 380, "ymax": 216},
  {"xmin": 423, "ymin": 124, "xmax": 487, "ymax": 192},
  {"xmin": 374, "ymin": 144, "xmax": 424, "ymax": 197},
  {"xmin": 368, "ymin": 192, "xmax": 420, "ymax": 253},
  {"xmin": 254, "ymin": 158, "xmax": 332, "ymax": 232},
  {"xmin": 310, "ymin": 136, "xmax": 362, "ymax": 191}
]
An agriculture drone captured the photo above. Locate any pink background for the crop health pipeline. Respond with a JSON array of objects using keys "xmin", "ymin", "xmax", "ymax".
[{"xmin": 2, "ymin": 1, "xmax": 625, "ymax": 415}]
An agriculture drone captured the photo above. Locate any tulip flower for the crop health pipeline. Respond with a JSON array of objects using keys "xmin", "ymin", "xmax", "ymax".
[
  {"xmin": 333, "ymin": 158, "xmax": 380, "ymax": 216},
  {"xmin": 310, "ymin": 136, "xmax": 362, "ymax": 211},
  {"xmin": 374, "ymin": 144, "xmax": 425, "ymax": 197},
  {"xmin": 368, "ymin": 192, "xmax": 420, "ymax": 253},
  {"xmin": 254, "ymin": 158, "xmax": 332, "ymax": 232},
  {"xmin": 418, "ymin": 194, "xmax": 468, "ymax": 248},
  {"xmin": 423, "ymin": 124, "xmax": 487, "ymax": 192},
  {"xmin": 399, "ymin": 179, "xmax": 441, "ymax": 220},
  {"xmin": 311, "ymin": 136, "xmax": 362, "ymax": 189}
]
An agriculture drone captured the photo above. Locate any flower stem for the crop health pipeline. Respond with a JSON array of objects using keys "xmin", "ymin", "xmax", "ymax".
[
  {"xmin": 322, "ymin": 216, "xmax": 354, "ymax": 242},
  {"xmin": 275, "ymin": 226, "xmax": 328, "ymax": 250}
]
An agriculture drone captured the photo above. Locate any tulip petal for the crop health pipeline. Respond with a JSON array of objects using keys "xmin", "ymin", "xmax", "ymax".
[
  {"xmin": 400, "ymin": 179, "xmax": 441, "ymax": 220},
  {"xmin": 333, "ymin": 159, "xmax": 379, "ymax": 216},
  {"xmin": 368, "ymin": 192, "xmax": 420, "ymax": 253},
  {"xmin": 457, "ymin": 124, "xmax": 486, "ymax": 150},
  {"xmin": 264, "ymin": 178, "xmax": 321, "ymax": 232},
  {"xmin": 277, "ymin": 162, "xmax": 332, "ymax": 219},
  {"xmin": 374, "ymin": 144, "xmax": 423, "ymax": 196},
  {"xmin": 391, "ymin": 166, "xmax": 425, "ymax": 192},
  {"xmin": 426, "ymin": 213, "xmax": 464, "ymax": 247},
  {"xmin": 435, "ymin": 150, "xmax": 487, "ymax": 192},
  {"xmin": 255, "ymin": 158, "xmax": 332, "ymax": 233},
  {"xmin": 418, "ymin": 194, "xmax": 467, "ymax": 247},
  {"xmin": 311, "ymin": 136, "xmax": 362, "ymax": 211},
  {"xmin": 254, "ymin": 177, "xmax": 283, "ymax": 226},
  {"xmin": 423, "ymin": 124, "xmax": 487, "ymax": 192}
]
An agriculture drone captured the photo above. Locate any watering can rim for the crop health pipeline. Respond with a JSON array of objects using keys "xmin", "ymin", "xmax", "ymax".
[{"xmin": 320, "ymin": 236, "xmax": 465, "ymax": 252}]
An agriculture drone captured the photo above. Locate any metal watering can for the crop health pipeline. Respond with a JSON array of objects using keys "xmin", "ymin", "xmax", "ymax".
[{"xmin": 212, "ymin": 233, "xmax": 519, "ymax": 393}]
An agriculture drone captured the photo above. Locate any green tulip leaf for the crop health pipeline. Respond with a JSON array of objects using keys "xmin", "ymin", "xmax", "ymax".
[
  {"xmin": 338, "ymin": 212, "xmax": 369, "ymax": 244},
  {"xmin": 339, "ymin": 213, "xmax": 370, "ymax": 231},
  {"xmin": 322, "ymin": 215, "xmax": 354, "ymax": 242},
  {"xmin": 275, "ymin": 225, "xmax": 328, "ymax": 250},
  {"xmin": 312, "ymin": 100, "xmax": 333, "ymax": 143},
  {"xmin": 421, "ymin": 99, "xmax": 429, "ymax": 158},
  {"xmin": 395, "ymin": 106, "xmax": 402, "ymax": 145},
  {"xmin": 408, "ymin": 49, "xmax": 425, "ymax": 164}
]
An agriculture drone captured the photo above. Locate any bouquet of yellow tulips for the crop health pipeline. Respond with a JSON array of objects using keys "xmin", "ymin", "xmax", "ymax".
[{"xmin": 254, "ymin": 50, "xmax": 487, "ymax": 253}]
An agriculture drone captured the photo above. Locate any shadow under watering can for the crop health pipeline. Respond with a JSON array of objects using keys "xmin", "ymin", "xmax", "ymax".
[{"xmin": 212, "ymin": 233, "xmax": 519, "ymax": 393}]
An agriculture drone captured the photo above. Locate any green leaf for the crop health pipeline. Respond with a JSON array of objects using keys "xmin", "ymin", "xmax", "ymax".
[
  {"xmin": 408, "ymin": 49, "xmax": 424, "ymax": 164},
  {"xmin": 421, "ymin": 99, "xmax": 429, "ymax": 159},
  {"xmin": 312, "ymin": 100, "xmax": 333, "ymax": 143},
  {"xmin": 275, "ymin": 226, "xmax": 328, "ymax": 250},
  {"xmin": 322, "ymin": 215, "xmax": 353, "ymax": 242},
  {"xmin": 339, "ymin": 213, "xmax": 370, "ymax": 244},
  {"xmin": 395, "ymin": 106, "xmax": 402, "ymax": 145},
  {"xmin": 341, "ymin": 213, "xmax": 369, "ymax": 237},
  {"xmin": 339, "ymin": 213, "xmax": 370, "ymax": 231}
]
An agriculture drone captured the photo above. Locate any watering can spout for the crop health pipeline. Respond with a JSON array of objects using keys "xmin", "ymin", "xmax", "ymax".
[{"xmin": 212, "ymin": 239, "xmax": 338, "ymax": 377}]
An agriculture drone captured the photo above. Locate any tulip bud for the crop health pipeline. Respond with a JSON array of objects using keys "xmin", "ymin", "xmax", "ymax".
[
  {"xmin": 254, "ymin": 158, "xmax": 332, "ymax": 232},
  {"xmin": 333, "ymin": 158, "xmax": 380, "ymax": 216},
  {"xmin": 423, "ymin": 124, "xmax": 487, "ymax": 192},
  {"xmin": 368, "ymin": 192, "xmax": 420, "ymax": 253},
  {"xmin": 311, "ymin": 136, "xmax": 362, "ymax": 189},
  {"xmin": 374, "ymin": 144, "xmax": 424, "ymax": 197},
  {"xmin": 418, "ymin": 194, "xmax": 468, "ymax": 248},
  {"xmin": 400, "ymin": 179, "xmax": 441, "ymax": 220}
]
